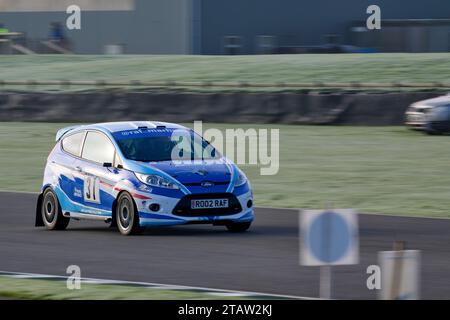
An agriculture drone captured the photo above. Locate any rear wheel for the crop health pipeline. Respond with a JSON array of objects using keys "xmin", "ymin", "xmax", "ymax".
[
  {"xmin": 116, "ymin": 192, "xmax": 141, "ymax": 236},
  {"xmin": 226, "ymin": 221, "xmax": 252, "ymax": 233},
  {"xmin": 41, "ymin": 188, "xmax": 70, "ymax": 230}
]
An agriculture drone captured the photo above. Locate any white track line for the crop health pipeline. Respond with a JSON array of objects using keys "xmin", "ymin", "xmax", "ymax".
[
  {"xmin": 0, "ymin": 270, "xmax": 319, "ymax": 300},
  {"xmin": 1, "ymin": 190, "xmax": 448, "ymax": 220}
]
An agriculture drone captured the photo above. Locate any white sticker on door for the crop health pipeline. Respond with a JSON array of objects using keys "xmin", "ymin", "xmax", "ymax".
[{"xmin": 84, "ymin": 175, "xmax": 100, "ymax": 203}]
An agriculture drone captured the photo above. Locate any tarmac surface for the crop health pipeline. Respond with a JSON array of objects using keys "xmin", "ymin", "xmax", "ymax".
[{"xmin": 0, "ymin": 191, "xmax": 449, "ymax": 299}]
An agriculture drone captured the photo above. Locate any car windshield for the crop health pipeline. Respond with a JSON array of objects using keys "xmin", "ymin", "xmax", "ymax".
[
  {"xmin": 429, "ymin": 106, "xmax": 450, "ymax": 121},
  {"xmin": 115, "ymin": 129, "xmax": 221, "ymax": 162}
]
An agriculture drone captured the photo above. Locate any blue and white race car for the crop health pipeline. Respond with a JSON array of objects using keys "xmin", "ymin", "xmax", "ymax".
[{"xmin": 36, "ymin": 121, "xmax": 254, "ymax": 235}]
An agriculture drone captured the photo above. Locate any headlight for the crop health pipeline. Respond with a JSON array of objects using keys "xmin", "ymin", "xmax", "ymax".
[
  {"xmin": 234, "ymin": 169, "xmax": 248, "ymax": 187},
  {"xmin": 135, "ymin": 173, "xmax": 179, "ymax": 189}
]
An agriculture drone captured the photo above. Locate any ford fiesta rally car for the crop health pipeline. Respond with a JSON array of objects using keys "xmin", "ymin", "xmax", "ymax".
[{"xmin": 35, "ymin": 121, "xmax": 254, "ymax": 235}]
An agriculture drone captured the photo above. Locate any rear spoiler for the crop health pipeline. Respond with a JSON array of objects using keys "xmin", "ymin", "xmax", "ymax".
[{"xmin": 55, "ymin": 125, "xmax": 82, "ymax": 141}]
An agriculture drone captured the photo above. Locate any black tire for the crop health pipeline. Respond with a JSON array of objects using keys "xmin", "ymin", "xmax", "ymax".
[
  {"xmin": 226, "ymin": 221, "xmax": 252, "ymax": 233},
  {"xmin": 116, "ymin": 192, "xmax": 141, "ymax": 236},
  {"xmin": 108, "ymin": 219, "xmax": 118, "ymax": 229},
  {"xmin": 41, "ymin": 188, "xmax": 70, "ymax": 230}
]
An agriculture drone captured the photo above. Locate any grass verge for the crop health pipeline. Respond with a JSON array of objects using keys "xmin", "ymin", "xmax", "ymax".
[
  {"xmin": 0, "ymin": 276, "xmax": 251, "ymax": 300},
  {"xmin": 0, "ymin": 54, "xmax": 449, "ymax": 92}
]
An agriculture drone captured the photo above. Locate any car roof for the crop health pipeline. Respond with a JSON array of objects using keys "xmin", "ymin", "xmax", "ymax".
[
  {"xmin": 92, "ymin": 121, "xmax": 188, "ymax": 133},
  {"xmin": 57, "ymin": 121, "xmax": 189, "ymax": 141},
  {"xmin": 412, "ymin": 94, "xmax": 450, "ymax": 107}
]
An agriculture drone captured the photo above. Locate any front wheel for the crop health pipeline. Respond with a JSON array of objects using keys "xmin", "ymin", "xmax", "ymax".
[
  {"xmin": 41, "ymin": 188, "xmax": 70, "ymax": 230},
  {"xmin": 116, "ymin": 192, "xmax": 141, "ymax": 236},
  {"xmin": 226, "ymin": 221, "xmax": 252, "ymax": 233}
]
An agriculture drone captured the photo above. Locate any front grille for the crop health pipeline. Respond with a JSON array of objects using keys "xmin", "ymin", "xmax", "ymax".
[
  {"xmin": 172, "ymin": 193, "xmax": 242, "ymax": 217},
  {"xmin": 183, "ymin": 181, "xmax": 230, "ymax": 187}
]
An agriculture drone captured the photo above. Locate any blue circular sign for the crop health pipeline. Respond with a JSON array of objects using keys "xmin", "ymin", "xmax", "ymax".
[{"xmin": 308, "ymin": 211, "xmax": 351, "ymax": 263}]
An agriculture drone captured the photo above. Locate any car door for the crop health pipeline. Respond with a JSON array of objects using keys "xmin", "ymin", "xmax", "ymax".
[{"xmin": 78, "ymin": 131, "xmax": 122, "ymax": 215}]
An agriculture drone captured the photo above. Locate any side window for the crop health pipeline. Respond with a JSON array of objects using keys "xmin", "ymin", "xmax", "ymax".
[
  {"xmin": 61, "ymin": 132, "xmax": 85, "ymax": 156},
  {"xmin": 82, "ymin": 132, "xmax": 115, "ymax": 164}
]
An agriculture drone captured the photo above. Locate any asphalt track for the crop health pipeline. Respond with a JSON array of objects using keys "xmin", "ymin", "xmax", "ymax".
[{"xmin": 0, "ymin": 191, "xmax": 449, "ymax": 299}]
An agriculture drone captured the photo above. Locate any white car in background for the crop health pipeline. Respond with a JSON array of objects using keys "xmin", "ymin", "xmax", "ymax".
[{"xmin": 405, "ymin": 94, "xmax": 450, "ymax": 132}]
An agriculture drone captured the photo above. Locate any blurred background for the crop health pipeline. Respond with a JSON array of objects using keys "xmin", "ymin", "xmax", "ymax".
[
  {"xmin": 0, "ymin": 0, "xmax": 449, "ymax": 301},
  {"xmin": 0, "ymin": 0, "xmax": 450, "ymax": 55}
]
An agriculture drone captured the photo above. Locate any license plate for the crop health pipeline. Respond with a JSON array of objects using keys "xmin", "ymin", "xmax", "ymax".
[{"xmin": 191, "ymin": 199, "xmax": 229, "ymax": 209}]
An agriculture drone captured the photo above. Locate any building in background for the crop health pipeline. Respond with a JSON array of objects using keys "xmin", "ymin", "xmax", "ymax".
[
  {"xmin": 0, "ymin": 0, "xmax": 193, "ymax": 54},
  {"xmin": 350, "ymin": 19, "xmax": 450, "ymax": 53},
  {"xmin": 0, "ymin": 0, "xmax": 449, "ymax": 54}
]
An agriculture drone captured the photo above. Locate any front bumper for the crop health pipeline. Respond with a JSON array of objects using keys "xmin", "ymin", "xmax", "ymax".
[
  {"xmin": 405, "ymin": 112, "xmax": 427, "ymax": 130},
  {"xmin": 135, "ymin": 190, "xmax": 254, "ymax": 226}
]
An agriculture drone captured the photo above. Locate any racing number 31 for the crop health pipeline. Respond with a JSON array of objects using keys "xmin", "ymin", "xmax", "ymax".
[{"xmin": 84, "ymin": 175, "xmax": 100, "ymax": 203}]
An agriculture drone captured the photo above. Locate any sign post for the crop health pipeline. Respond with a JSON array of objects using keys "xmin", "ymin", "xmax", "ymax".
[
  {"xmin": 300, "ymin": 209, "xmax": 359, "ymax": 299},
  {"xmin": 320, "ymin": 265, "xmax": 332, "ymax": 299},
  {"xmin": 379, "ymin": 244, "xmax": 421, "ymax": 300}
]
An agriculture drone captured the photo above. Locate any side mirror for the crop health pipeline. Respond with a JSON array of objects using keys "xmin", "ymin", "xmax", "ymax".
[{"xmin": 103, "ymin": 162, "xmax": 112, "ymax": 168}]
